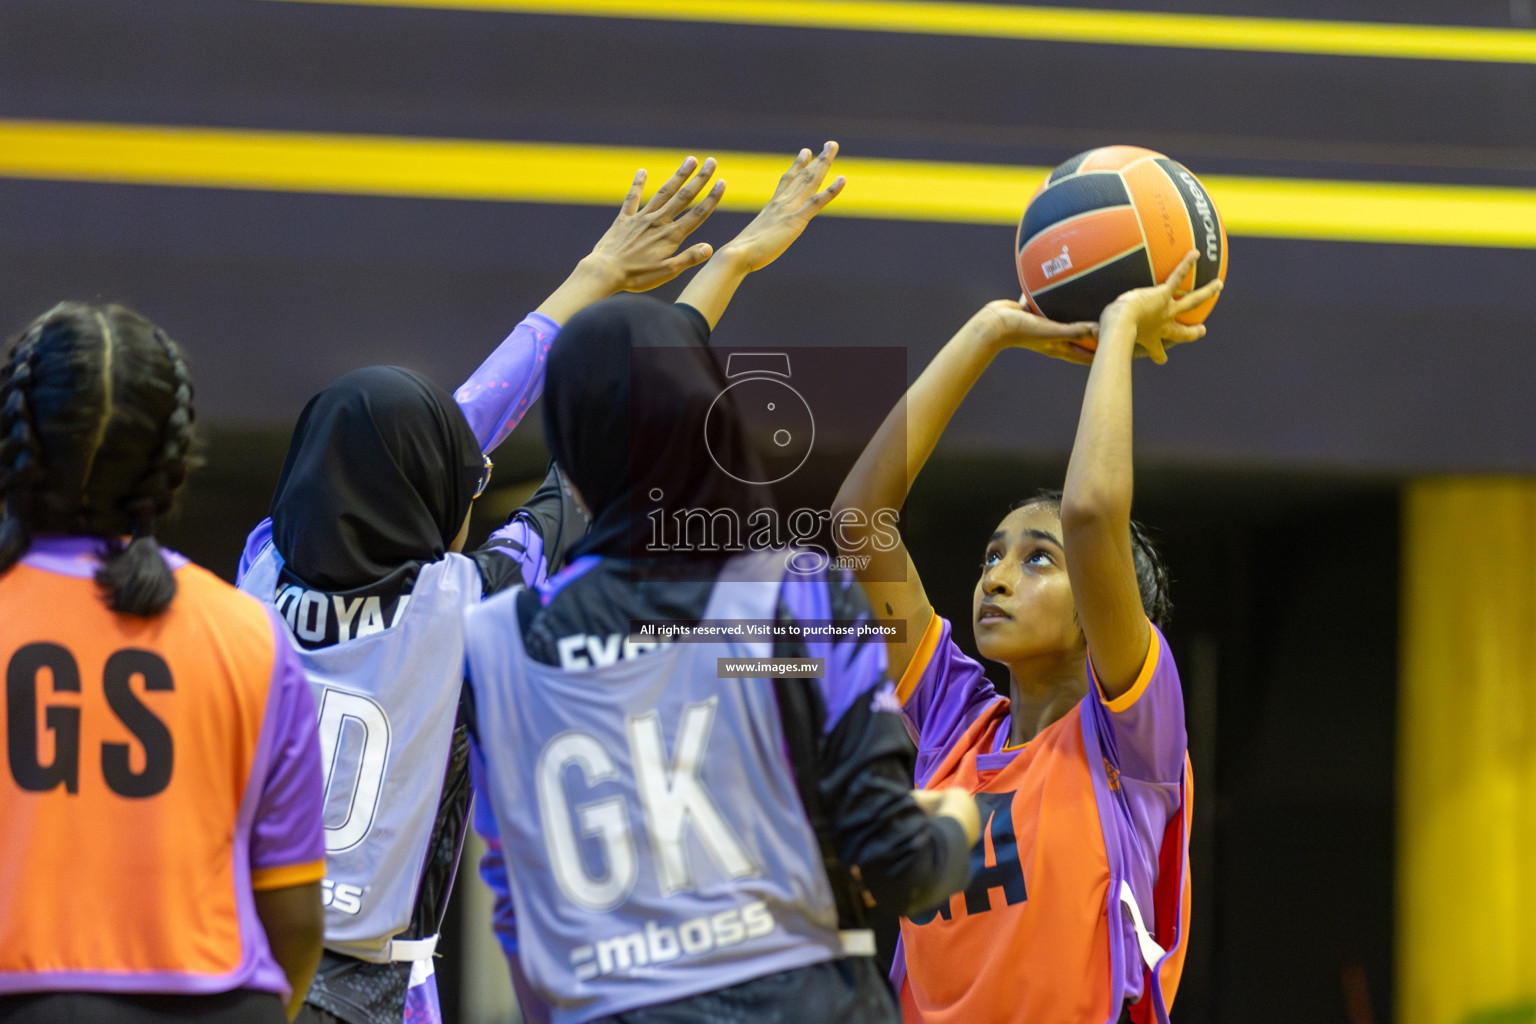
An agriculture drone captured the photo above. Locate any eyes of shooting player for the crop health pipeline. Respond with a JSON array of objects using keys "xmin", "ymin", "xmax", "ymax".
[{"xmin": 980, "ymin": 543, "xmax": 1055, "ymax": 571}]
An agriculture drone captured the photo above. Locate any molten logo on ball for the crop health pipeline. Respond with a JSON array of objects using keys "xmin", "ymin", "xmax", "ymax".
[
  {"xmin": 705, "ymin": 352, "xmax": 815, "ymax": 485},
  {"xmin": 1175, "ymin": 170, "xmax": 1220, "ymax": 263}
]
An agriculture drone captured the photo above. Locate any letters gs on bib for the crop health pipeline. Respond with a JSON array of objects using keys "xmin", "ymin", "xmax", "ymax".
[{"xmin": 6, "ymin": 643, "xmax": 174, "ymax": 798}]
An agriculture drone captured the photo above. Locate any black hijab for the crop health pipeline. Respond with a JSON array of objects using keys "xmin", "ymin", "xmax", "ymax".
[
  {"xmin": 271, "ymin": 365, "xmax": 483, "ymax": 591},
  {"xmin": 543, "ymin": 295, "xmax": 768, "ymax": 562}
]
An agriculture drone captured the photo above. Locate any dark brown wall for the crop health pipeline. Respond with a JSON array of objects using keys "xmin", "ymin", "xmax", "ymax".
[{"xmin": 5, "ymin": 0, "xmax": 1536, "ymax": 472}]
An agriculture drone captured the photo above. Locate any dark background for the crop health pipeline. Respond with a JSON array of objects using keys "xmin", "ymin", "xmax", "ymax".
[{"xmin": 7, "ymin": 1, "xmax": 1528, "ymax": 1019}]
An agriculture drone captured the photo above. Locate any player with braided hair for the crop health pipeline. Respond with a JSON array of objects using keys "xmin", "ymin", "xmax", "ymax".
[
  {"xmin": 0, "ymin": 302, "xmax": 328, "ymax": 1024},
  {"xmin": 0, "ymin": 306, "xmax": 197, "ymax": 612}
]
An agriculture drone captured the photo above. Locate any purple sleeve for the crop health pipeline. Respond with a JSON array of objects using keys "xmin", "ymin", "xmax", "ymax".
[
  {"xmin": 454, "ymin": 313, "xmax": 560, "ymax": 453},
  {"xmin": 1091, "ymin": 622, "xmax": 1187, "ymax": 784},
  {"xmin": 249, "ymin": 615, "xmax": 327, "ymax": 873},
  {"xmin": 236, "ymin": 518, "xmax": 274, "ymax": 588},
  {"xmin": 898, "ymin": 616, "xmax": 1000, "ymax": 783}
]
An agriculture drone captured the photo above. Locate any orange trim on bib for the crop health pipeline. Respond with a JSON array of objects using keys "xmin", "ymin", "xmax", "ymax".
[
  {"xmin": 1097, "ymin": 623, "xmax": 1161, "ymax": 714},
  {"xmin": 897, "ymin": 611, "xmax": 945, "ymax": 706},
  {"xmin": 251, "ymin": 859, "xmax": 327, "ymax": 892}
]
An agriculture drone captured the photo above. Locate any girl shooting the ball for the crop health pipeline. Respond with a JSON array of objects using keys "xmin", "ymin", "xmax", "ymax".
[{"xmin": 834, "ymin": 251, "xmax": 1220, "ymax": 1024}]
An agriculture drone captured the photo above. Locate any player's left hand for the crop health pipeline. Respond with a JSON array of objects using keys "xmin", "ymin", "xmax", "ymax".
[
  {"xmin": 1100, "ymin": 250, "xmax": 1222, "ymax": 365},
  {"xmin": 715, "ymin": 142, "xmax": 846, "ymax": 273}
]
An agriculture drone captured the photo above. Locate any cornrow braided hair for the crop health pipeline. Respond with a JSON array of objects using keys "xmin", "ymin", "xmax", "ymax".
[
  {"xmin": 0, "ymin": 303, "xmax": 198, "ymax": 617},
  {"xmin": 95, "ymin": 325, "xmax": 197, "ymax": 615},
  {"xmin": 0, "ymin": 324, "xmax": 48, "ymax": 575}
]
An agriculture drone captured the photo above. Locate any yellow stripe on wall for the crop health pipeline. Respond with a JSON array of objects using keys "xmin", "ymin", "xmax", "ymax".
[
  {"xmin": 258, "ymin": 0, "xmax": 1536, "ymax": 64},
  {"xmin": 4, "ymin": 119, "xmax": 1536, "ymax": 248}
]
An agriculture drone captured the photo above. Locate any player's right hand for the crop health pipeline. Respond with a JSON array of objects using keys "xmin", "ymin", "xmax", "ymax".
[
  {"xmin": 913, "ymin": 786, "xmax": 982, "ymax": 848},
  {"xmin": 971, "ymin": 299, "xmax": 1099, "ymax": 365},
  {"xmin": 583, "ymin": 156, "xmax": 727, "ymax": 293}
]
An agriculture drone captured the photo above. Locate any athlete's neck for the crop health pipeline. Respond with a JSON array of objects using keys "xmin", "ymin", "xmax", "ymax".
[{"xmin": 1005, "ymin": 650, "xmax": 1089, "ymax": 746}]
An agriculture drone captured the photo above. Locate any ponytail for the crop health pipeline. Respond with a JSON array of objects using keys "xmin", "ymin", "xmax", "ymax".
[{"xmin": 94, "ymin": 534, "xmax": 176, "ymax": 616}]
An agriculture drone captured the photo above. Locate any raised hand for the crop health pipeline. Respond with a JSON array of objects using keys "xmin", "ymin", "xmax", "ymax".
[
  {"xmin": 536, "ymin": 156, "xmax": 727, "ymax": 325},
  {"xmin": 716, "ymin": 141, "xmax": 846, "ymax": 272},
  {"xmin": 586, "ymin": 155, "xmax": 726, "ymax": 292},
  {"xmin": 675, "ymin": 142, "xmax": 846, "ymax": 328},
  {"xmin": 1100, "ymin": 251, "xmax": 1223, "ymax": 365},
  {"xmin": 971, "ymin": 299, "xmax": 1098, "ymax": 365}
]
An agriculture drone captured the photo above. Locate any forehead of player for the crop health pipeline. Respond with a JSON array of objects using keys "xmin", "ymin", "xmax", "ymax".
[{"xmin": 982, "ymin": 503, "xmax": 1065, "ymax": 569}]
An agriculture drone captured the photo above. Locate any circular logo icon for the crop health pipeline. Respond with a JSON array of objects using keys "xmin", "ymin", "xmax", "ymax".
[{"xmin": 705, "ymin": 376, "xmax": 815, "ymax": 485}]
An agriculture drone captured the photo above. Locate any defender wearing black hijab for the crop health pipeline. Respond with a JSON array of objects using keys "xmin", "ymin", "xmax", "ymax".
[
  {"xmin": 236, "ymin": 157, "xmax": 728, "ymax": 1024},
  {"xmin": 465, "ymin": 145, "xmax": 980, "ymax": 1024},
  {"xmin": 270, "ymin": 365, "xmax": 496, "ymax": 594},
  {"xmin": 241, "ymin": 366, "xmax": 498, "ymax": 1018}
]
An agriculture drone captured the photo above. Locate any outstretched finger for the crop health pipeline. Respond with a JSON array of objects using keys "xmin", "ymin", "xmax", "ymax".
[
  {"xmin": 792, "ymin": 141, "xmax": 840, "ymax": 196},
  {"xmin": 653, "ymin": 242, "xmax": 714, "ymax": 282},
  {"xmin": 777, "ymin": 148, "xmax": 814, "ymax": 193},
  {"xmin": 1172, "ymin": 278, "xmax": 1223, "ymax": 314},
  {"xmin": 798, "ymin": 174, "xmax": 846, "ymax": 216},
  {"xmin": 619, "ymin": 169, "xmax": 647, "ymax": 217},
  {"xmin": 1161, "ymin": 322, "xmax": 1207, "ymax": 345},
  {"xmin": 1162, "ymin": 250, "xmax": 1200, "ymax": 292},
  {"xmin": 803, "ymin": 140, "xmax": 839, "ymax": 180},
  {"xmin": 662, "ymin": 157, "xmax": 718, "ymax": 217},
  {"xmin": 641, "ymin": 156, "xmax": 699, "ymax": 214},
  {"xmin": 678, "ymin": 179, "xmax": 727, "ymax": 232}
]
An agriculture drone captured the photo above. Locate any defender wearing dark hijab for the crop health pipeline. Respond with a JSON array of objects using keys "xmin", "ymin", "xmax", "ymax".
[
  {"xmin": 237, "ymin": 155, "xmax": 731, "ymax": 1024},
  {"xmin": 466, "ymin": 142, "xmax": 979, "ymax": 1024},
  {"xmin": 271, "ymin": 365, "xmax": 486, "ymax": 595},
  {"xmin": 239, "ymin": 363, "xmax": 555, "ymax": 1024}
]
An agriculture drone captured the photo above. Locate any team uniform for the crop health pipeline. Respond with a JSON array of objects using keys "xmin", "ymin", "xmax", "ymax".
[
  {"xmin": 237, "ymin": 313, "xmax": 580, "ymax": 1024},
  {"xmin": 0, "ymin": 537, "xmax": 326, "ymax": 1022},
  {"xmin": 465, "ymin": 550, "xmax": 973, "ymax": 1024},
  {"xmin": 893, "ymin": 615, "xmax": 1192, "ymax": 1024}
]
